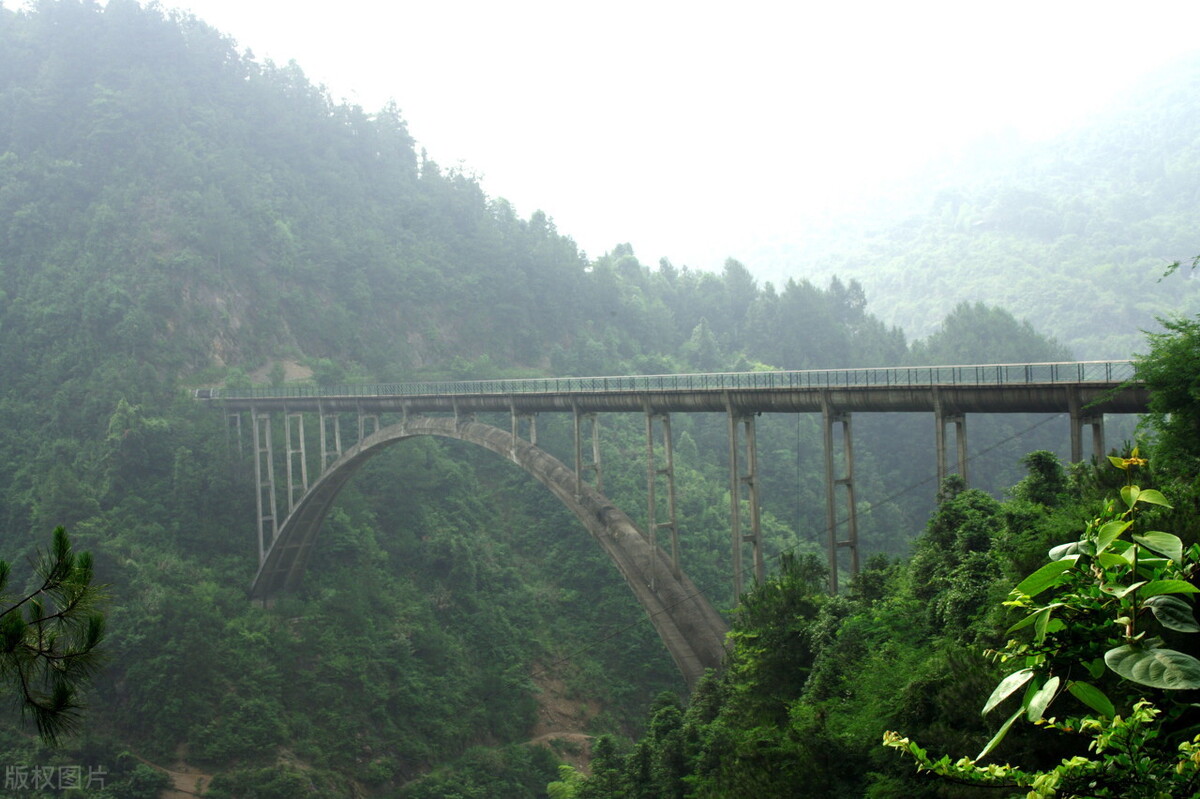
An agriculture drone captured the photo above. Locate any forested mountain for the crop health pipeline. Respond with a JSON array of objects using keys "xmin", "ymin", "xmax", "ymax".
[
  {"xmin": 749, "ymin": 53, "xmax": 1200, "ymax": 359},
  {"xmin": 0, "ymin": 2, "xmax": 1183, "ymax": 798}
]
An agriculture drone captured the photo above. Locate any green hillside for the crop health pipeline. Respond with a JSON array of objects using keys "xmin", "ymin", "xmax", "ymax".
[
  {"xmin": 0, "ymin": 2, "xmax": 1181, "ymax": 797},
  {"xmin": 750, "ymin": 53, "xmax": 1200, "ymax": 359}
]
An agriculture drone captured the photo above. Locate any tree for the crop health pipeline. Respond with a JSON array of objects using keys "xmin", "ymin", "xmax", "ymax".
[
  {"xmin": 0, "ymin": 527, "xmax": 105, "ymax": 743},
  {"xmin": 885, "ymin": 457, "xmax": 1200, "ymax": 797},
  {"xmin": 1135, "ymin": 314, "xmax": 1200, "ymax": 475}
]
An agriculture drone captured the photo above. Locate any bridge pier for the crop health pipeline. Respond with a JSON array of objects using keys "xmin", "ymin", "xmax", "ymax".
[
  {"xmin": 510, "ymin": 404, "xmax": 538, "ymax": 453},
  {"xmin": 285, "ymin": 412, "xmax": 309, "ymax": 513},
  {"xmin": 727, "ymin": 407, "xmax": 763, "ymax": 602},
  {"xmin": 1068, "ymin": 388, "xmax": 1106, "ymax": 462},
  {"xmin": 645, "ymin": 411, "xmax": 681, "ymax": 585},
  {"xmin": 572, "ymin": 407, "xmax": 602, "ymax": 498},
  {"xmin": 934, "ymin": 403, "xmax": 968, "ymax": 486},
  {"xmin": 358, "ymin": 413, "xmax": 380, "ymax": 441},
  {"xmin": 822, "ymin": 401, "xmax": 859, "ymax": 594},
  {"xmin": 252, "ymin": 410, "xmax": 278, "ymax": 562},
  {"xmin": 320, "ymin": 411, "xmax": 342, "ymax": 472}
]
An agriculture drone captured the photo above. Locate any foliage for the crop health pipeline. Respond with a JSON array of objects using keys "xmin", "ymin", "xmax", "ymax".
[
  {"xmin": 0, "ymin": 526, "xmax": 104, "ymax": 743},
  {"xmin": 0, "ymin": 1, "xmax": 1150, "ymax": 795},
  {"xmin": 885, "ymin": 455, "xmax": 1200, "ymax": 796},
  {"xmin": 1136, "ymin": 314, "xmax": 1200, "ymax": 476}
]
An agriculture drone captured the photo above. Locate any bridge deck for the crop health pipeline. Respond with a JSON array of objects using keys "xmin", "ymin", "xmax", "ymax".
[{"xmin": 198, "ymin": 361, "xmax": 1147, "ymax": 416}]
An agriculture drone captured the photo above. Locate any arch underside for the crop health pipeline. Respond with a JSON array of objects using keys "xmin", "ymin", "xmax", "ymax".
[{"xmin": 250, "ymin": 416, "xmax": 728, "ymax": 687}]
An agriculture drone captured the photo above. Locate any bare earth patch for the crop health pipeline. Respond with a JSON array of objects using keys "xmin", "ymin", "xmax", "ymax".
[{"xmin": 528, "ymin": 666, "xmax": 601, "ymax": 772}]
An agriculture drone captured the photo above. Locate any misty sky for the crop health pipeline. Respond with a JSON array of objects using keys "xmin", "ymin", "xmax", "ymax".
[{"xmin": 81, "ymin": 1, "xmax": 1200, "ymax": 273}]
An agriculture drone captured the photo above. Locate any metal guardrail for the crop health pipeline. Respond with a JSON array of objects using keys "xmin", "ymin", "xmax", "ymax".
[{"xmin": 196, "ymin": 360, "xmax": 1137, "ymax": 401}]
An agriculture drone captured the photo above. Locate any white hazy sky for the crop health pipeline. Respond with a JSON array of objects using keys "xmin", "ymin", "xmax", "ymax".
[{"xmin": 120, "ymin": 1, "xmax": 1200, "ymax": 269}]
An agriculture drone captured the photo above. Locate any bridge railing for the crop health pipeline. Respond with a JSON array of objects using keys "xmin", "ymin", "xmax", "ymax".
[{"xmin": 198, "ymin": 360, "xmax": 1137, "ymax": 401}]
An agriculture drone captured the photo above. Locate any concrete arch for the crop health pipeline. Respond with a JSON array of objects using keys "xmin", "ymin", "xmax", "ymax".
[{"xmin": 251, "ymin": 415, "xmax": 728, "ymax": 687}]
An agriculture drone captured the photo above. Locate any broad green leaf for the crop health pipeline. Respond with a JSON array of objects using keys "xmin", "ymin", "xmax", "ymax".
[
  {"xmin": 1067, "ymin": 681, "xmax": 1115, "ymax": 718},
  {"xmin": 1007, "ymin": 611, "xmax": 1040, "ymax": 634},
  {"xmin": 1097, "ymin": 552, "xmax": 1130, "ymax": 569},
  {"xmin": 1099, "ymin": 580, "xmax": 1146, "ymax": 598},
  {"xmin": 1136, "ymin": 489, "xmax": 1172, "ymax": 508},
  {"xmin": 1105, "ymin": 645, "xmax": 1200, "ymax": 689},
  {"xmin": 1144, "ymin": 595, "xmax": 1200, "ymax": 633},
  {"xmin": 982, "ymin": 668, "xmax": 1035, "ymax": 715},
  {"xmin": 1096, "ymin": 520, "xmax": 1131, "ymax": 554},
  {"xmin": 1026, "ymin": 675, "xmax": 1060, "ymax": 721},
  {"xmin": 976, "ymin": 706, "xmax": 1023, "ymax": 762},
  {"xmin": 1048, "ymin": 541, "xmax": 1082, "ymax": 561},
  {"xmin": 1014, "ymin": 558, "xmax": 1077, "ymax": 598},
  {"xmin": 1033, "ymin": 606, "xmax": 1054, "ymax": 644},
  {"xmin": 1133, "ymin": 532, "xmax": 1184, "ymax": 563},
  {"xmin": 1138, "ymin": 580, "xmax": 1200, "ymax": 599},
  {"xmin": 1121, "ymin": 485, "xmax": 1140, "ymax": 509},
  {"xmin": 1136, "ymin": 556, "xmax": 1169, "ymax": 572}
]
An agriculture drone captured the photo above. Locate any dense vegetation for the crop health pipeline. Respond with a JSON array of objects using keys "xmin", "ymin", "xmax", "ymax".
[
  {"xmin": 0, "ymin": 2, "xmax": 1193, "ymax": 797},
  {"xmin": 551, "ymin": 327, "xmax": 1200, "ymax": 797}
]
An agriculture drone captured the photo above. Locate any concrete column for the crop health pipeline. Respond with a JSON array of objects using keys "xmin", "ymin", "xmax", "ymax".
[
  {"xmin": 573, "ymin": 409, "xmax": 583, "ymax": 498},
  {"xmin": 285, "ymin": 412, "xmax": 308, "ymax": 513},
  {"xmin": 572, "ymin": 407, "xmax": 601, "ymax": 498},
  {"xmin": 727, "ymin": 408, "xmax": 743, "ymax": 601},
  {"xmin": 661, "ymin": 414, "xmax": 680, "ymax": 581},
  {"xmin": 358, "ymin": 413, "xmax": 379, "ymax": 442},
  {"xmin": 645, "ymin": 411, "xmax": 658, "ymax": 592},
  {"xmin": 591, "ymin": 414, "xmax": 602, "ymax": 494},
  {"xmin": 727, "ymin": 406, "xmax": 763, "ymax": 602},
  {"xmin": 320, "ymin": 413, "xmax": 341, "ymax": 472},
  {"xmin": 954, "ymin": 414, "xmax": 968, "ymax": 485},
  {"xmin": 934, "ymin": 399, "xmax": 968, "ymax": 487},
  {"xmin": 744, "ymin": 416, "xmax": 764, "ymax": 586},
  {"xmin": 252, "ymin": 410, "xmax": 278, "ymax": 564},
  {"xmin": 452, "ymin": 398, "xmax": 473, "ymax": 428},
  {"xmin": 1069, "ymin": 387, "xmax": 1106, "ymax": 463},
  {"xmin": 823, "ymin": 399, "xmax": 859, "ymax": 594},
  {"xmin": 645, "ymin": 411, "xmax": 681, "ymax": 585},
  {"xmin": 509, "ymin": 406, "xmax": 537, "ymax": 456}
]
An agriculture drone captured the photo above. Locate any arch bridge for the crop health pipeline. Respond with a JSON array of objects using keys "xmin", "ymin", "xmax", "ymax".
[{"xmin": 198, "ymin": 360, "xmax": 1147, "ymax": 686}]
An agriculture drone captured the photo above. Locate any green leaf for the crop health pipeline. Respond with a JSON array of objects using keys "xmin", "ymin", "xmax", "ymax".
[
  {"xmin": 1133, "ymin": 532, "xmax": 1184, "ymax": 563},
  {"xmin": 1033, "ymin": 606, "xmax": 1054, "ymax": 644},
  {"xmin": 1007, "ymin": 611, "xmax": 1041, "ymax": 634},
  {"xmin": 1138, "ymin": 580, "xmax": 1200, "ymax": 599},
  {"xmin": 1144, "ymin": 595, "xmax": 1200, "ymax": 633},
  {"xmin": 1100, "ymin": 580, "xmax": 1146, "ymax": 598},
  {"xmin": 1014, "ymin": 558, "xmax": 1077, "ymax": 598},
  {"xmin": 1096, "ymin": 520, "xmax": 1132, "ymax": 554},
  {"xmin": 1108, "ymin": 455, "xmax": 1128, "ymax": 470},
  {"xmin": 1105, "ymin": 644, "xmax": 1200, "ymax": 689},
  {"xmin": 1048, "ymin": 541, "xmax": 1082, "ymax": 561},
  {"xmin": 976, "ymin": 706, "xmax": 1023, "ymax": 762},
  {"xmin": 1121, "ymin": 485, "xmax": 1140, "ymax": 509},
  {"xmin": 1067, "ymin": 680, "xmax": 1115, "ymax": 718},
  {"xmin": 982, "ymin": 668, "xmax": 1035, "ymax": 715},
  {"xmin": 1097, "ymin": 552, "xmax": 1129, "ymax": 569},
  {"xmin": 1136, "ymin": 489, "xmax": 1172, "ymax": 508},
  {"xmin": 1026, "ymin": 675, "xmax": 1060, "ymax": 722}
]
